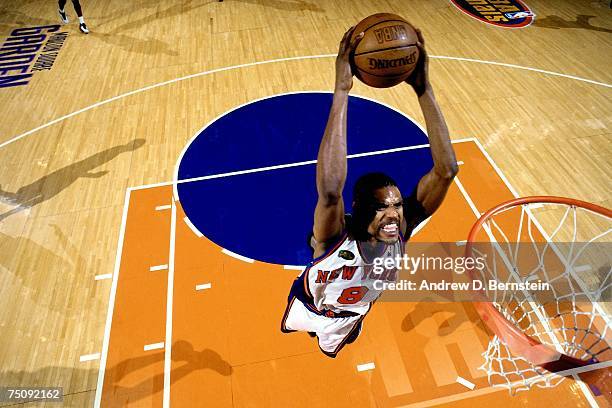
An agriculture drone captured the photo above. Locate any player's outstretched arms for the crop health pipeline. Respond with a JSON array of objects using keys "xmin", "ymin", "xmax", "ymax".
[
  {"xmin": 404, "ymin": 29, "xmax": 458, "ymax": 220},
  {"xmin": 313, "ymin": 27, "xmax": 363, "ymax": 256}
]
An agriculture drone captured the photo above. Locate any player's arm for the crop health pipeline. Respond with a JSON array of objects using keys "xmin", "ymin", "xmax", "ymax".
[
  {"xmin": 313, "ymin": 28, "xmax": 363, "ymax": 255},
  {"xmin": 404, "ymin": 30, "xmax": 458, "ymax": 226}
]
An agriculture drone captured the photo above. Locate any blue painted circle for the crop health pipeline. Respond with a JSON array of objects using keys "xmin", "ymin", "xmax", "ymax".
[{"xmin": 176, "ymin": 93, "xmax": 432, "ymax": 266}]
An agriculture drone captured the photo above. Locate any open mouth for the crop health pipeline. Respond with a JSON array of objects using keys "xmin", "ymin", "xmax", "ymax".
[{"xmin": 380, "ymin": 223, "xmax": 399, "ymax": 235}]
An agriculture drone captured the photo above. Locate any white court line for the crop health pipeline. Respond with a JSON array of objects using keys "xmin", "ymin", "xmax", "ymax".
[
  {"xmin": 283, "ymin": 265, "xmax": 305, "ymax": 270},
  {"xmin": 455, "ymin": 376, "xmax": 475, "ymax": 390},
  {"xmin": 195, "ymin": 283, "xmax": 212, "ymax": 291},
  {"xmin": 94, "ymin": 188, "xmax": 131, "ymax": 408},
  {"xmin": 357, "ymin": 362, "xmax": 376, "ymax": 372},
  {"xmin": 175, "ymin": 143, "xmax": 431, "ymax": 186},
  {"xmin": 433, "ymin": 56, "xmax": 611, "ymax": 88},
  {"xmin": 80, "ymin": 353, "xmax": 101, "ymax": 362},
  {"xmin": 163, "ymin": 201, "xmax": 177, "ymax": 408},
  {"xmin": 156, "ymin": 204, "xmax": 172, "ymax": 211},
  {"xmin": 129, "ymin": 138, "xmax": 476, "ymax": 193},
  {"xmin": 183, "ymin": 216, "xmax": 204, "ymax": 238},
  {"xmin": 455, "ymin": 240, "xmax": 467, "ymax": 246},
  {"xmin": 454, "ymin": 177, "xmax": 483, "ymax": 220},
  {"xmin": 471, "ymin": 138, "xmax": 520, "ymax": 198},
  {"xmin": 572, "ymin": 374, "xmax": 599, "ymax": 408},
  {"xmin": 221, "ymin": 248, "xmax": 255, "ymax": 263},
  {"xmin": 410, "ymin": 216, "xmax": 431, "ymax": 237},
  {"xmin": 144, "ymin": 342, "xmax": 165, "ymax": 351},
  {"xmin": 0, "ymin": 55, "xmax": 331, "ymax": 150},
  {"xmin": 94, "ymin": 274, "xmax": 112, "ymax": 281},
  {"xmin": 2, "ymin": 55, "xmax": 609, "ymax": 151},
  {"xmin": 574, "ymin": 265, "xmax": 592, "ymax": 273},
  {"xmin": 150, "ymin": 264, "xmax": 168, "ymax": 272}
]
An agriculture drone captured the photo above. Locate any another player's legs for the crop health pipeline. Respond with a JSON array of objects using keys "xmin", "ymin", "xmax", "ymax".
[
  {"xmin": 58, "ymin": 0, "xmax": 69, "ymax": 23},
  {"xmin": 72, "ymin": 0, "xmax": 89, "ymax": 34},
  {"xmin": 58, "ymin": 0, "xmax": 88, "ymax": 33}
]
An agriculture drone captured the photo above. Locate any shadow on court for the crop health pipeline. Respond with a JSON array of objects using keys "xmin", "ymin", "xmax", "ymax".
[
  {"xmin": 533, "ymin": 14, "xmax": 612, "ymax": 33},
  {"xmin": 0, "ymin": 341, "xmax": 231, "ymax": 405},
  {"xmin": 0, "ymin": 224, "xmax": 83, "ymax": 294},
  {"xmin": 0, "ymin": 139, "xmax": 145, "ymax": 222},
  {"xmin": 88, "ymin": 0, "xmax": 215, "ymax": 56},
  {"xmin": 401, "ymin": 302, "xmax": 488, "ymax": 337},
  {"xmin": 235, "ymin": 0, "xmax": 324, "ymax": 12},
  {"xmin": 91, "ymin": 0, "xmax": 322, "ymax": 55},
  {"xmin": 103, "ymin": 340, "xmax": 232, "ymax": 403},
  {"xmin": 0, "ymin": 9, "xmax": 57, "ymax": 33}
]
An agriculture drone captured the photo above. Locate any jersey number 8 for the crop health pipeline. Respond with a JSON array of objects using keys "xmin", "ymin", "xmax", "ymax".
[{"xmin": 337, "ymin": 286, "xmax": 368, "ymax": 304}]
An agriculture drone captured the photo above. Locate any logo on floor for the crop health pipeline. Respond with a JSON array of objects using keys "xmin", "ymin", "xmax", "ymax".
[
  {"xmin": 0, "ymin": 25, "xmax": 69, "ymax": 89},
  {"xmin": 449, "ymin": 0, "xmax": 535, "ymax": 28}
]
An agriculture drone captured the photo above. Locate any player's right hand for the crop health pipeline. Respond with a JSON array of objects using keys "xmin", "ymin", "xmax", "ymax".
[{"xmin": 335, "ymin": 27, "xmax": 363, "ymax": 92}]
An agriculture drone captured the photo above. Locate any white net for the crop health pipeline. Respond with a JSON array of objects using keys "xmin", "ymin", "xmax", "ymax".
[{"xmin": 469, "ymin": 199, "xmax": 612, "ymax": 393}]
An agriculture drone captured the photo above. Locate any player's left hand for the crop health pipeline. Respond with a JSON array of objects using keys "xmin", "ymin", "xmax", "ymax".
[
  {"xmin": 405, "ymin": 28, "xmax": 431, "ymax": 97},
  {"xmin": 335, "ymin": 26, "xmax": 363, "ymax": 92}
]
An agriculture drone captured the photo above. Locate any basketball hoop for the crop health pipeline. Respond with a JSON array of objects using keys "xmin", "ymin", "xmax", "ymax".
[{"xmin": 465, "ymin": 196, "xmax": 611, "ymax": 395}]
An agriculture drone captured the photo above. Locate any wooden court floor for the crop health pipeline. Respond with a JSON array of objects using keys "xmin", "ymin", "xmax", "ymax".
[{"xmin": 0, "ymin": 0, "xmax": 611, "ymax": 407}]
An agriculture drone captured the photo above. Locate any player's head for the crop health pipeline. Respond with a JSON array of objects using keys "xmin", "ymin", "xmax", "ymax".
[{"xmin": 350, "ymin": 172, "xmax": 403, "ymax": 243}]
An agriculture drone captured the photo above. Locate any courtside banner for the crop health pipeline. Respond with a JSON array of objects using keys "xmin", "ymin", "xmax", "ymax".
[{"xmin": 449, "ymin": 0, "xmax": 535, "ymax": 28}]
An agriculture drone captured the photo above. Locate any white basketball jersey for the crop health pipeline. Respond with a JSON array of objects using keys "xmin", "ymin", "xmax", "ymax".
[{"xmin": 304, "ymin": 234, "xmax": 404, "ymax": 315}]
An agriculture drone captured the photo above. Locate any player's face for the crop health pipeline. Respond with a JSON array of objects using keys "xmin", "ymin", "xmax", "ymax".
[{"xmin": 366, "ymin": 186, "xmax": 403, "ymax": 243}]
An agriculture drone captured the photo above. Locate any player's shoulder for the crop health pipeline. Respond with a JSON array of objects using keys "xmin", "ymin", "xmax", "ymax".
[{"xmin": 310, "ymin": 214, "xmax": 356, "ymax": 258}]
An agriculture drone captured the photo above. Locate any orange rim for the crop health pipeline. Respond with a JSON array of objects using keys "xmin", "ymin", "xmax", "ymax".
[{"xmin": 465, "ymin": 196, "xmax": 611, "ymax": 372}]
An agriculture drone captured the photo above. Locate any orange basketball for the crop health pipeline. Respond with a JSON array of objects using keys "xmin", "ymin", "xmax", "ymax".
[{"xmin": 350, "ymin": 13, "xmax": 420, "ymax": 88}]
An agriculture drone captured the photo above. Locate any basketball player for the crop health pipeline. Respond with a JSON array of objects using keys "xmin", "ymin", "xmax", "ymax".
[
  {"xmin": 58, "ymin": 0, "xmax": 89, "ymax": 34},
  {"xmin": 281, "ymin": 27, "xmax": 458, "ymax": 357}
]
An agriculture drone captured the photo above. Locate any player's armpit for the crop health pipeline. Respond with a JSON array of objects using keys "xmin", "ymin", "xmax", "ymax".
[{"xmin": 402, "ymin": 186, "xmax": 427, "ymax": 237}]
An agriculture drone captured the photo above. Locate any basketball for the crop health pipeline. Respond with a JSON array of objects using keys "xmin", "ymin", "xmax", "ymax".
[{"xmin": 350, "ymin": 13, "xmax": 420, "ymax": 88}]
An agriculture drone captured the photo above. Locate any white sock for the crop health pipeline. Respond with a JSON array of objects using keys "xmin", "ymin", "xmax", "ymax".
[{"xmin": 79, "ymin": 16, "xmax": 85, "ymax": 24}]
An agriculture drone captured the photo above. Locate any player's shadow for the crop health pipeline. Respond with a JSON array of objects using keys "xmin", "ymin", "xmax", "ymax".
[
  {"xmin": 0, "ymin": 225, "xmax": 85, "ymax": 311},
  {"xmin": 94, "ymin": 0, "xmax": 211, "ymax": 28},
  {"xmin": 0, "ymin": 341, "xmax": 231, "ymax": 404},
  {"xmin": 0, "ymin": 5, "xmax": 178, "ymax": 57},
  {"xmin": 94, "ymin": 0, "xmax": 322, "ymax": 33},
  {"xmin": 89, "ymin": 0, "xmax": 219, "ymax": 56},
  {"xmin": 233, "ymin": 0, "xmax": 323, "ymax": 12},
  {"xmin": 105, "ymin": 340, "xmax": 232, "ymax": 403},
  {"xmin": 401, "ymin": 301, "xmax": 460, "ymax": 337},
  {"xmin": 400, "ymin": 301, "xmax": 489, "ymax": 337},
  {"xmin": 88, "ymin": 31, "xmax": 180, "ymax": 56},
  {"xmin": 0, "ymin": 9, "xmax": 57, "ymax": 33},
  {"xmin": 0, "ymin": 139, "xmax": 145, "ymax": 222},
  {"xmin": 533, "ymin": 14, "xmax": 612, "ymax": 33}
]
